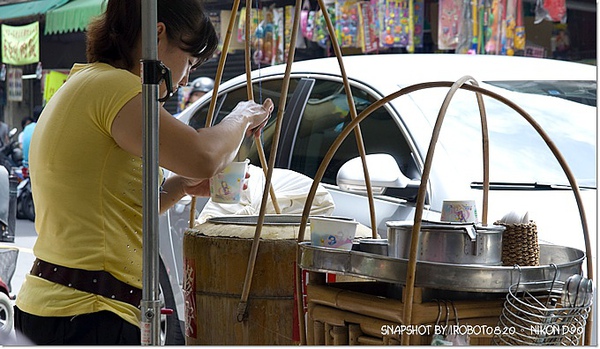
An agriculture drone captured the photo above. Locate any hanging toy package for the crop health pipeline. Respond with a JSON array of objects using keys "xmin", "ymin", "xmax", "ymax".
[
  {"xmin": 358, "ymin": 0, "xmax": 379, "ymax": 52},
  {"xmin": 535, "ymin": 0, "xmax": 566, "ymax": 23},
  {"xmin": 454, "ymin": 0, "xmax": 474, "ymax": 54},
  {"xmin": 438, "ymin": 0, "xmax": 463, "ymax": 50},
  {"xmin": 285, "ymin": 5, "xmax": 294, "ymax": 55},
  {"xmin": 335, "ymin": 0, "xmax": 361, "ymax": 48},
  {"xmin": 379, "ymin": 0, "xmax": 411, "ymax": 48},
  {"xmin": 313, "ymin": 5, "xmax": 335, "ymax": 49},
  {"xmin": 484, "ymin": 0, "xmax": 502, "ymax": 54},
  {"xmin": 503, "ymin": 0, "xmax": 517, "ymax": 55},
  {"xmin": 252, "ymin": 6, "xmax": 283, "ymax": 66},
  {"xmin": 412, "ymin": 0, "xmax": 425, "ymax": 49},
  {"xmin": 305, "ymin": 10, "xmax": 316, "ymax": 41},
  {"xmin": 273, "ymin": 7, "xmax": 285, "ymax": 64},
  {"xmin": 238, "ymin": 7, "xmax": 261, "ymax": 43},
  {"xmin": 513, "ymin": 0, "xmax": 525, "ymax": 51},
  {"xmin": 300, "ymin": 0, "xmax": 311, "ymax": 39}
]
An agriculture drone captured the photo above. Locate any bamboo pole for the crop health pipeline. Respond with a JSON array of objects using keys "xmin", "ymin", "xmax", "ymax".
[
  {"xmin": 316, "ymin": 0, "xmax": 377, "ymax": 239},
  {"xmin": 243, "ymin": 2, "xmax": 281, "ymax": 214},
  {"xmin": 295, "ymin": 2, "xmax": 379, "ymax": 343},
  {"xmin": 237, "ymin": 0, "xmax": 303, "ymax": 326},
  {"xmin": 188, "ymin": 0, "xmax": 241, "ymax": 229},
  {"xmin": 256, "ymin": 141, "xmax": 282, "ymax": 213}
]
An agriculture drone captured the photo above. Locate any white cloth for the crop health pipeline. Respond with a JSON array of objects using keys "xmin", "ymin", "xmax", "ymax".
[{"xmin": 198, "ymin": 165, "xmax": 335, "ymax": 223}]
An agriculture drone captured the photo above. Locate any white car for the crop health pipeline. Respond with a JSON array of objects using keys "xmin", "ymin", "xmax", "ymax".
[{"xmin": 158, "ymin": 54, "xmax": 597, "ymax": 344}]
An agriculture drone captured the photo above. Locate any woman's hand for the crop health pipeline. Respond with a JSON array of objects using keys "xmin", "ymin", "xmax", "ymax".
[
  {"xmin": 159, "ymin": 175, "xmax": 210, "ymax": 213},
  {"xmin": 180, "ymin": 176, "xmax": 211, "ymax": 197},
  {"xmin": 175, "ymin": 172, "xmax": 252, "ymax": 200},
  {"xmin": 228, "ymin": 99, "xmax": 274, "ymax": 137},
  {"xmin": 160, "ymin": 172, "xmax": 250, "ymax": 213}
]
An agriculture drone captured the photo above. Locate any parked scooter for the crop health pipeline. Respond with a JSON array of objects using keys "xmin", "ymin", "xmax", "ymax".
[
  {"xmin": 16, "ymin": 168, "xmax": 34, "ymax": 222},
  {"xmin": 0, "ymin": 128, "xmax": 33, "ymax": 221},
  {"xmin": 0, "ymin": 128, "xmax": 23, "ymax": 174}
]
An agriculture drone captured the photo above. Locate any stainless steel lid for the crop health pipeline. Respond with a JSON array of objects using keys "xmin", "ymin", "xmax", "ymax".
[{"xmin": 386, "ymin": 219, "xmax": 505, "ymax": 233}]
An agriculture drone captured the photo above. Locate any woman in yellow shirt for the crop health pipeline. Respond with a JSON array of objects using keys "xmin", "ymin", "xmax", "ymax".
[{"xmin": 14, "ymin": 0, "xmax": 273, "ymax": 345}]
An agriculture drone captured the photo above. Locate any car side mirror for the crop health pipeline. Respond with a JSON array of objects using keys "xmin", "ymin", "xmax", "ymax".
[{"xmin": 336, "ymin": 153, "xmax": 419, "ymax": 195}]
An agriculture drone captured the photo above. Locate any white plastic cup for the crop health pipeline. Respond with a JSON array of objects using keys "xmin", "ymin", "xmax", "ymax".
[
  {"xmin": 209, "ymin": 159, "xmax": 249, "ymax": 204},
  {"xmin": 309, "ymin": 216, "xmax": 358, "ymax": 250},
  {"xmin": 440, "ymin": 200, "xmax": 478, "ymax": 223}
]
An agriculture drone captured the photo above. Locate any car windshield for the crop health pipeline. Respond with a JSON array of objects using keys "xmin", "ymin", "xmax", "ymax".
[
  {"xmin": 407, "ymin": 80, "xmax": 597, "ymax": 188},
  {"xmin": 486, "ymin": 80, "xmax": 597, "ymax": 107}
]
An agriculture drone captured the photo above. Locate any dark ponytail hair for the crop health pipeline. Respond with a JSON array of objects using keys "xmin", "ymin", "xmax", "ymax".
[{"xmin": 86, "ymin": 0, "xmax": 218, "ymax": 70}]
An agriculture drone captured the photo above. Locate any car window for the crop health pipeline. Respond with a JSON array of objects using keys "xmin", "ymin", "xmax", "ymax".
[
  {"xmin": 290, "ymin": 80, "xmax": 418, "ymax": 185},
  {"xmin": 187, "ymin": 78, "xmax": 300, "ymax": 165},
  {"xmin": 187, "ymin": 77, "xmax": 418, "ymax": 190}
]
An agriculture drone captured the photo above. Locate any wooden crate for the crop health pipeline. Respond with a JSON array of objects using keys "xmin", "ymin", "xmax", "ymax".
[{"xmin": 305, "ymin": 282, "xmax": 505, "ymax": 345}]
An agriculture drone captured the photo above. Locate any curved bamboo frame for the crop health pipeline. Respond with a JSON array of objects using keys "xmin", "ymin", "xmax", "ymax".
[
  {"xmin": 294, "ymin": 79, "xmax": 593, "ymax": 345},
  {"xmin": 401, "ymin": 76, "xmax": 488, "ymax": 345}
]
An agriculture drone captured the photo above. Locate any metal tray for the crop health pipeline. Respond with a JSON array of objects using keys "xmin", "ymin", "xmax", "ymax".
[
  {"xmin": 207, "ymin": 214, "xmax": 353, "ymax": 226},
  {"xmin": 299, "ymin": 242, "xmax": 585, "ymax": 293}
]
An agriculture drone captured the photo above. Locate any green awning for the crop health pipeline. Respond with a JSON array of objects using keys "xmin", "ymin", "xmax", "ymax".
[
  {"xmin": 0, "ymin": 0, "xmax": 69, "ymax": 21},
  {"xmin": 44, "ymin": 0, "xmax": 106, "ymax": 35}
]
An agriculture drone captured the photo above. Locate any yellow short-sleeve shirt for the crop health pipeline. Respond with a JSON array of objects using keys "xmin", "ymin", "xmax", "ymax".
[{"xmin": 16, "ymin": 62, "xmax": 160, "ymax": 327}]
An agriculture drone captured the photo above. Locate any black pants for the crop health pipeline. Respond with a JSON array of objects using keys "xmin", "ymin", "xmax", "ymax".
[{"xmin": 14, "ymin": 306, "xmax": 141, "ymax": 345}]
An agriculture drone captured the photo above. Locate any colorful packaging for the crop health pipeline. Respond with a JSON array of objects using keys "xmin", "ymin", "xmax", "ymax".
[
  {"xmin": 358, "ymin": 0, "xmax": 379, "ymax": 52},
  {"xmin": 379, "ymin": 0, "xmax": 411, "ymax": 48},
  {"xmin": 335, "ymin": 0, "xmax": 360, "ymax": 48},
  {"xmin": 438, "ymin": 0, "xmax": 463, "ymax": 50},
  {"xmin": 238, "ymin": 7, "xmax": 261, "ymax": 43}
]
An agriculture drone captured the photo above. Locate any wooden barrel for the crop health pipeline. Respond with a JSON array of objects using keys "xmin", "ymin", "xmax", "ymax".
[{"xmin": 183, "ymin": 215, "xmax": 304, "ymax": 345}]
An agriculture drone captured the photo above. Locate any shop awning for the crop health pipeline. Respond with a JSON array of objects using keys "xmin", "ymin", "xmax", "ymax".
[
  {"xmin": 44, "ymin": 0, "xmax": 106, "ymax": 35},
  {"xmin": 0, "ymin": 0, "xmax": 69, "ymax": 22}
]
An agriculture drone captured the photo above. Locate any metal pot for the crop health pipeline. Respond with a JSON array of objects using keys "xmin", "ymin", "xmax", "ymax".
[
  {"xmin": 358, "ymin": 238, "xmax": 388, "ymax": 255},
  {"xmin": 386, "ymin": 220, "xmax": 505, "ymax": 265}
]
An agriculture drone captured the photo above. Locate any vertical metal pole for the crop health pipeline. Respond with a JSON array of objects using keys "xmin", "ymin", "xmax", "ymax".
[{"xmin": 140, "ymin": 0, "xmax": 161, "ymax": 345}]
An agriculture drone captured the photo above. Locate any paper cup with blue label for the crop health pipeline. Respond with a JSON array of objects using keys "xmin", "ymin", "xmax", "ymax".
[
  {"xmin": 209, "ymin": 159, "xmax": 249, "ymax": 204},
  {"xmin": 440, "ymin": 200, "xmax": 478, "ymax": 223},
  {"xmin": 310, "ymin": 216, "xmax": 359, "ymax": 250}
]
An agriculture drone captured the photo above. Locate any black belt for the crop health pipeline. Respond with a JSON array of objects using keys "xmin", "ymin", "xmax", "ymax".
[{"xmin": 31, "ymin": 258, "xmax": 142, "ymax": 308}]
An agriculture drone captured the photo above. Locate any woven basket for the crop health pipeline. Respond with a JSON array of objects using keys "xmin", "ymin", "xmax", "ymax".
[{"xmin": 495, "ymin": 221, "xmax": 540, "ymax": 266}]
